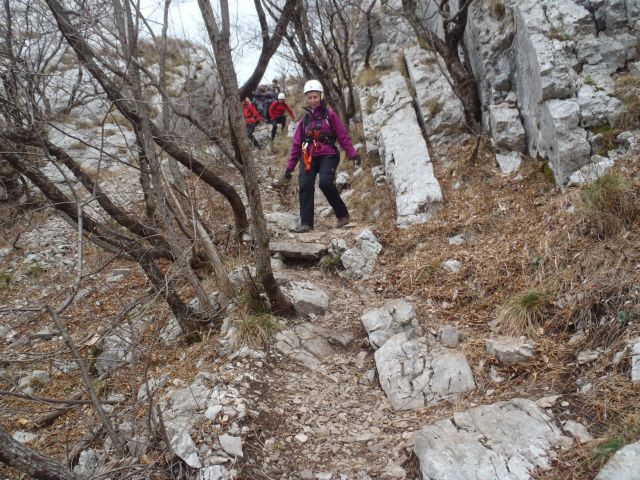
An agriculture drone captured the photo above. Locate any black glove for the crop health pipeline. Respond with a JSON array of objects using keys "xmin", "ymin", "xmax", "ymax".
[
  {"xmin": 283, "ymin": 170, "xmax": 292, "ymax": 180},
  {"xmin": 354, "ymin": 154, "xmax": 362, "ymax": 167}
]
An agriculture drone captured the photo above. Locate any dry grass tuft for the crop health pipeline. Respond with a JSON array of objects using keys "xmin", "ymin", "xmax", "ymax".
[
  {"xmin": 496, "ymin": 290, "xmax": 553, "ymax": 336},
  {"xmin": 579, "ymin": 174, "xmax": 640, "ymax": 238},
  {"xmin": 613, "ymin": 75, "xmax": 640, "ymax": 128},
  {"xmin": 488, "ymin": 0, "xmax": 506, "ymax": 18},
  {"xmin": 233, "ymin": 312, "xmax": 280, "ymax": 350},
  {"xmin": 355, "ymin": 67, "xmax": 391, "ymax": 88}
]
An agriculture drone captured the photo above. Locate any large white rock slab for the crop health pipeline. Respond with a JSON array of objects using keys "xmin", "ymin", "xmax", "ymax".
[
  {"xmin": 265, "ymin": 212, "xmax": 299, "ymax": 231},
  {"xmin": 486, "ymin": 336, "xmax": 535, "ymax": 365},
  {"xmin": 595, "ymin": 440, "xmax": 640, "ymax": 480},
  {"xmin": 341, "ymin": 228, "xmax": 383, "ymax": 279},
  {"xmin": 414, "ymin": 398, "xmax": 572, "ymax": 480},
  {"xmin": 359, "ymin": 70, "xmax": 442, "ymax": 227},
  {"xmin": 567, "ymin": 155, "xmax": 614, "ymax": 186},
  {"xmin": 275, "ymin": 322, "xmax": 355, "ymax": 369},
  {"xmin": 284, "ymin": 281, "xmax": 330, "ymax": 316},
  {"xmin": 379, "ymin": 105, "xmax": 443, "ymax": 227},
  {"xmin": 375, "ymin": 332, "xmax": 475, "ymax": 410},
  {"xmin": 404, "ymin": 46, "xmax": 465, "ymax": 145},
  {"xmin": 489, "ymin": 104, "xmax": 526, "ymax": 152},
  {"xmin": 269, "ymin": 241, "xmax": 328, "ymax": 260},
  {"xmin": 361, "ymin": 299, "xmax": 420, "ymax": 349}
]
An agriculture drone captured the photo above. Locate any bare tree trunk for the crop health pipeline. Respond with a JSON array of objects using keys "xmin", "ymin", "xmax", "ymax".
[
  {"xmin": 198, "ymin": 0, "xmax": 294, "ymax": 315},
  {"xmin": 0, "ymin": 426, "xmax": 81, "ymax": 480},
  {"xmin": 165, "ymin": 179, "xmax": 233, "ymax": 300},
  {"xmin": 401, "ymin": 0, "xmax": 481, "ymax": 133},
  {"xmin": 363, "ymin": 0, "xmax": 378, "ymax": 69},
  {"xmin": 159, "ymin": 0, "xmax": 188, "ymax": 192},
  {"xmin": 237, "ymin": 0, "xmax": 300, "ymax": 100}
]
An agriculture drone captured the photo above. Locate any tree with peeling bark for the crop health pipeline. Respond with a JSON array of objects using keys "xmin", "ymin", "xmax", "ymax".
[
  {"xmin": 198, "ymin": 0, "xmax": 295, "ymax": 315},
  {"xmin": 401, "ymin": 0, "xmax": 482, "ymax": 133}
]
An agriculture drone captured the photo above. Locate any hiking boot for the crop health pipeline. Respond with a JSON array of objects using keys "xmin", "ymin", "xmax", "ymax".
[
  {"xmin": 335, "ymin": 216, "xmax": 350, "ymax": 228},
  {"xmin": 294, "ymin": 224, "xmax": 313, "ymax": 233}
]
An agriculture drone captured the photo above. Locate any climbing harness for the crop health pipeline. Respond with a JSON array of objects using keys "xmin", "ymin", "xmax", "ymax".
[{"xmin": 301, "ymin": 112, "xmax": 336, "ymax": 173}]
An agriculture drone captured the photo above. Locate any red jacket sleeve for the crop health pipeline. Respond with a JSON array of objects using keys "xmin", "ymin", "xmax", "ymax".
[
  {"xmin": 252, "ymin": 104, "xmax": 263, "ymax": 123},
  {"xmin": 268, "ymin": 101, "xmax": 278, "ymax": 120},
  {"xmin": 285, "ymin": 103, "xmax": 295, "ymax": 119}
]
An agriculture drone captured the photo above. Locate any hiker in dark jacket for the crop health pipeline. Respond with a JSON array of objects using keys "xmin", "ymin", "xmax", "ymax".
[
  {"xmin": 283, "ymin": 79, "xmax": 361, "ymax": 233},
  {"xmin": 253, "ymin": 85, "xmax": 270, "ymax": 119},
  {"xmin": 242, "ymin": 97, "xmax": 262, "ymax": 149},
  {"xmin": 268, "ymin": 93, "xmax": 295, "ymax": 141}
]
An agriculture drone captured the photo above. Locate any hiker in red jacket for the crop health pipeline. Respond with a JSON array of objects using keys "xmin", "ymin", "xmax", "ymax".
[
  {"xmin": 268, "ymin": 93, "xmax": 295, "ymax": 141},
  {"xmin": 242, "ymin": 97, "xmax": 262, "ymax": 149},
  {"xmin": 283, "ymin": 80, "xmax": 361, "ymax": 233}
]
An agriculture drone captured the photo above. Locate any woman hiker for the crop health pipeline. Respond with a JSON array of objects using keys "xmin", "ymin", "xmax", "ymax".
[
  {"xmin": 268, "ymin": 92, "xmax": 296, "ymax": 141},
  {"xmin": 283, "ymin": 79, "xmax": 361, "ymax": 233},
  {"xmin": 242, "ymin": 97, "xmax": 263, "ymax": 149}
]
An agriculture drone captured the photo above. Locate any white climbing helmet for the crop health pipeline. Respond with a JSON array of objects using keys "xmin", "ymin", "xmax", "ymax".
[
  {"xmin": 278, "ymin": 92, "xmax": 286, "ymax": 100},
  {"xmin": 303, "ymin": 79, "xmax": 324, "ymax": 94}
]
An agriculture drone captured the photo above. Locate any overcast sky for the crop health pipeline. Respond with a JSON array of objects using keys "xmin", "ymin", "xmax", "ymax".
[{"xmin": 141, "ymin": 0, "xmax": 286, "ymax": 83}]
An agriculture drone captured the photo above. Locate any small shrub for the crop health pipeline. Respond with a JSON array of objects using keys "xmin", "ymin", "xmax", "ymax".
[
  {"xmin": 496, "ymin": 290, "xmax": 553, "ymax": 336},
  {"xmin": 320, "ymin": 252, "xmax": 342, "ymax": 273},
  {"xmin": 25, "ymin": 263, "xmax": 46, "ymax": 279},
  {"xmin": 612, "ymin": 75, "xmax": 640, "ymax": 128},
  {"xmin": 580, "ymin": 174, "xmax": 640, "ymax": 237},
  {"xmin": 547, "ymin": 26, "xmax": 571, "ymax": 41},
  {"xmin": 0, "ymin": 271, "xmax": 11, "ymax": 289},
  {"xmin": 417, "ymin": 36, "xmax": 432, "ymax": 51},
  {"xmin": 591, "ymin": 416, "xmax": 640, "ymax": 467},
  {"xmin": 488, "ymin": 0, "xmax": 506, "ymax": 19},
  {"xmin": 233, "ymin": 312, "xmax": 280, "ymax": 349},
  {"xmin": 542, "ymin": 161, "xmax": 556, "ymax": 184},
  {"xmin": 589, "ymin": 125, "xmax": 621, "ymax": 156},
  {"xmin": 584, "ymin": 74, "xmax": 595, "ymax": 86},
  {"xmin": 425, "ymin": 98, "xmax": 444, "ymax": 117}
]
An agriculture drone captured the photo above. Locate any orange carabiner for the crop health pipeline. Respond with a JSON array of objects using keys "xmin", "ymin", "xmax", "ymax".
[{"xmin": 303, "ymin": 143, "xmax": 313, "ymax": 173}]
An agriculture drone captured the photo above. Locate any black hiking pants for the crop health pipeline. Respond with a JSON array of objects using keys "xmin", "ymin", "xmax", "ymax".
[
  {"xmin": 246, "ymin": 123, "xmax": 260, "ymax": 149},
  {"xmin": 270, "ymin": 115, "xmax": 286, "ymax": 140},
  {"xmin": 298, "ymin": 153, "xmax": 348, "ymax": 227}
]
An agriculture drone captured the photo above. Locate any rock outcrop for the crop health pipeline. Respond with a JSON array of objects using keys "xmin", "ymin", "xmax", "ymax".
[
  {"xmin": 374, "ymin": 332, "xmax": 475, "ymax": 410},
  {"xmin": 414, "ymin": 398, "xmax": 572, "ymax": 480}
]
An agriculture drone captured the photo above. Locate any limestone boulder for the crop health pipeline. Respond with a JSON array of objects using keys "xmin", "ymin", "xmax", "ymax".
[
  {"xmin": 285, "ymin": 281, "xmax": 330, "ymax": 316},
  {"xmin": 265, "ymin": 212, "xmax": 299, "ymax": 231},
  {"xmin": 361, "ymin": 299, "xmax": 420, "ymax": 349},
  {"xmin": 275, "ymin": 322, "xmax": 355, "ymax": 369},
  {"xmin": 379, "ymin": 105, "xmax": 442, "ymax": 227},
  {"xmin": 269, "ymin": 241, "xmax": 327, "ymax": 260},
  {"xmin": 414, "ymin": 398, "xmax": 572, "ymax": 480},
  {"xmin": 567, "ymin": 156, "xmax": 614, "ymax": 186},
  {"xmin": 375, "ymin": 332, "xmax": 475, "ymax": 410},
  {"xmin": 486, "ymin": 336, "xmax": 535, "ymax": 365},
  {"xmin": 489, "ymin": 104, "xmax": 526, "ymax": 152},
  {"xmin": 341, "ymin": 229, "xmax": 383, "ymax": 279},
  {"xmin": 496, "ymin": 152, "xmax": 523, "ymax": 174},
  {"xmin": 404, "ymin": 46, "xmax": 465, "ymax": 145},
  {"xmin": 595, "ymin": 440, "xmax": 640, "ymax": 480}
]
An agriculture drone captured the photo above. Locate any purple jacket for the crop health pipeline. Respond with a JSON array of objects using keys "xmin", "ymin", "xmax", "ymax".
[{"xmin": 287, "ymin": 104, "xmax": 358, "ymax": 172}]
